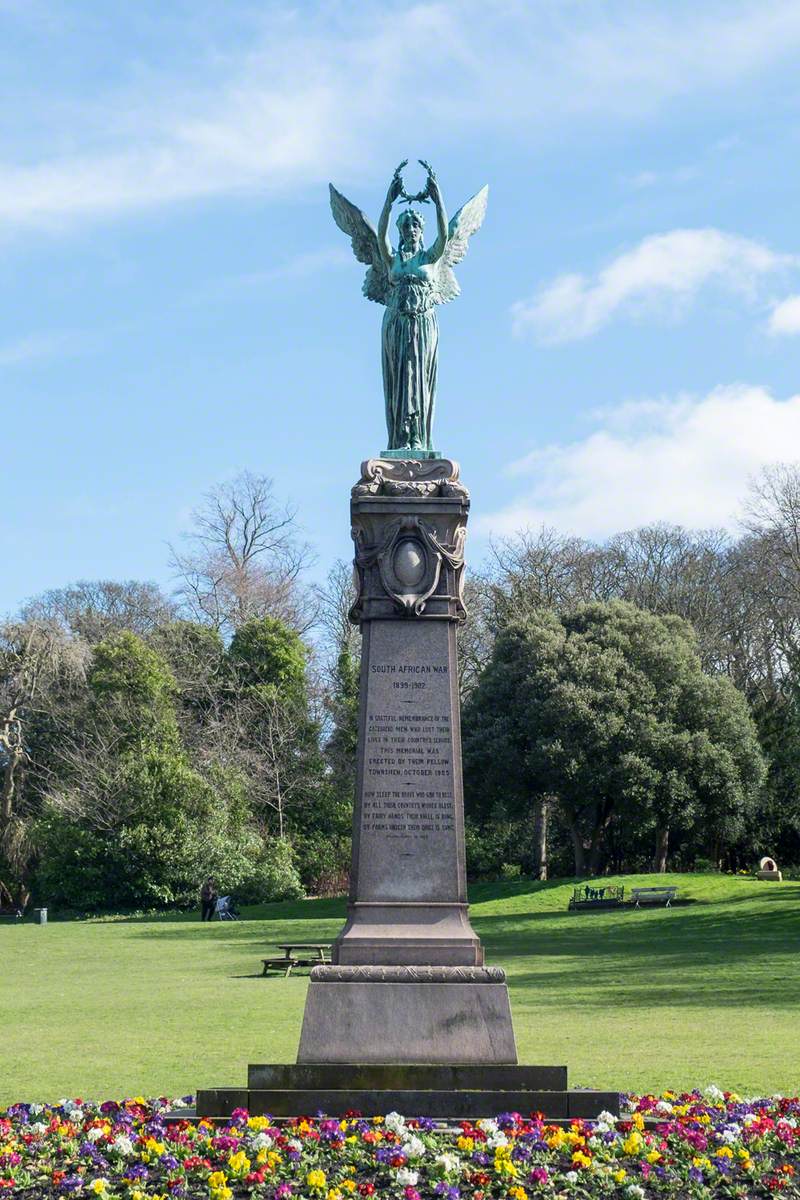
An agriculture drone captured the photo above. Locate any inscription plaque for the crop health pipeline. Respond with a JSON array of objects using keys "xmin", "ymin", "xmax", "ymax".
[{"xmin": 358, "ymin": 621, "xmax": 458, "ymax": 902}]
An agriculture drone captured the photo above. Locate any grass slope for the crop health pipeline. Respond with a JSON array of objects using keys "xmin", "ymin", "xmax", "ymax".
[{"xmin": 2, "ymin": 873, "xmax": 799, "ymax": 1104}]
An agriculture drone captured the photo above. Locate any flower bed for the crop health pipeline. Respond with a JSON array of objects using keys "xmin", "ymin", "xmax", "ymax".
[{"xmin": 1, "ymin": 1090, "xmax": 798, "ymax": 1198}]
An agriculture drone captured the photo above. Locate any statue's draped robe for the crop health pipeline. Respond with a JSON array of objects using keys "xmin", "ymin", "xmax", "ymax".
[{"xmin": 382, "ymin": 256, "xmax": 438, "ymax": 451}]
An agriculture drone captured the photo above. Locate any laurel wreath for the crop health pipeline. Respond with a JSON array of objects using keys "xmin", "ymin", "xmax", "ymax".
[{"xmin": 394, "ymin": 158, "xmax": 435, "ymax": 205}]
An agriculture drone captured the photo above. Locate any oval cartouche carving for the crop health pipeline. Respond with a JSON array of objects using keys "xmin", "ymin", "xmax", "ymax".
[{"xmin": 393, "ymin": 538, "xmax": 426, "ymax": 588}]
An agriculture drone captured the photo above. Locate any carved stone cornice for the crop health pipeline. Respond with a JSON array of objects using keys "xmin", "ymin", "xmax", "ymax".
[
  {"xmin": 352, "ymin": 458, "xmax": 469, "ymax": 500},
  {"xmin": 310, "ymin": 965, "xmax": 506, "ymax": 983}
]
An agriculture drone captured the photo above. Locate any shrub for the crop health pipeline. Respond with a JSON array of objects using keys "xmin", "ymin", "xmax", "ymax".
[{"xmin": 235, "ymin": 838, "xmax": 304, "ymax": 905}]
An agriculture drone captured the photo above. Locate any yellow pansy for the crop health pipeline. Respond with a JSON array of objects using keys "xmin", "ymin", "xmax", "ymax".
[
  {"xmin": 208, "ymin": 1172, "xmax": 228, "ymax": 1188},
  {"xmin": 457, "ymin": 1136, "xmax": 474, "ymax": 1152},
  {"xmin": 341, "ymin": 1180, "xmax": 357, "ymax": 1193},
  {"xmin": 508, "ymin": 1187, "xmax": 527, "ymax": 1200},
  {"xmin": 613, "ymin": 1169, "xmax": 626, "ymax": 1183},
  {"xmin": 632, "ymin": 1113, "xmax": 645, "ymax": 1131},
  {"xmin": 572, "ymin": 1151, "xmax": 592, "ymax": 1169},
  {"xmin": 228, "ymin": 1151, "xmax": 251, "ymax": 1175},
  {"xmin": 248, "ymin": 1115, "xmax": 271, "ymax": 1130},
  {"xmin": 307, "ymin": 1169, "xmax": 327, "ymax": 1189},
  {"xmin": 646, "ymin": 1150, "xmax": 661, "ymax": 1163},
  {"xmin": 327, "ymin": 1190, "xmax": 343, "ymax": 1200},
  {"xmin": 256, "ymin": 1150, "xmax": 268, "ymax": 1166},
  {"xmin": 494, "ymin": 1157, "xmax": 517, "ymax": 1178},
  {"xmin": 622, "ymin": 1132, "xmax": 643, "ymax": 1155},
  {"xmin": 716, "ymin": 1147, "xmax": 733, "ymax": 1159},
  {"xmin": 211, "ymin": 1189, "xmax": 232, "ymax": 1200},
  {"xmin": 88, "ymin": 1182, "xmax": 107, "ymax": 1195}
]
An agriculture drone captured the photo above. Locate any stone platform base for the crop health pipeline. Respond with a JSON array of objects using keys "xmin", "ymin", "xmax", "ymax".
[
  {"xmin": 297, "ymin": 967, "xmax": 516, "ymax": 1064},
  {"xmin": 194, "ymin": 1063, "xmax": 620, "ymax": 1120}
]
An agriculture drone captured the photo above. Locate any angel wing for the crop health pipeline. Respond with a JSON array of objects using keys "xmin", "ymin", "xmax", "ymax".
[
  {"xmin": 329, "ymin": 183, "xmax": 390, "ymax": 306},
  {"xmin": 432, "ymin": 184, "xmax": 489, "ymax": 306}
]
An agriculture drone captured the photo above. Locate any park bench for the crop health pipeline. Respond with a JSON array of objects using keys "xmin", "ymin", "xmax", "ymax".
[
  {"xmin": 631, "ymin": 885, "xmax": 677, "ymax": 908},
  {"xmin": 568, "ymin": 884, "xmax": 625, "ymax": 911}
]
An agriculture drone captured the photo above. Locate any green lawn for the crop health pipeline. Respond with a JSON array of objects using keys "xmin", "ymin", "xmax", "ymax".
[{"xmin": 2, "ymin": 873, "xmax": 799, "ymax": 1105}]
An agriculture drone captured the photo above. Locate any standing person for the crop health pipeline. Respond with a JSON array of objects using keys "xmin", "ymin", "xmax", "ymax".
[{"xmin": 200, "ymin": 877, "xmax": 217, "ymax": 922}]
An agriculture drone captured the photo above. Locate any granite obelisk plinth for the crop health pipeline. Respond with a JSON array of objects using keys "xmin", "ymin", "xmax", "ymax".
[{"xmin": 297, "ymin": 457, "xmax": 517, "ymax": 1064}]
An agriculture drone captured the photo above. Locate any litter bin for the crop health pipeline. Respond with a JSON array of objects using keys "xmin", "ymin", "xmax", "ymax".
[{"xmin": 33, "ymin": 907, "xmax": 48, "ymax": 925}]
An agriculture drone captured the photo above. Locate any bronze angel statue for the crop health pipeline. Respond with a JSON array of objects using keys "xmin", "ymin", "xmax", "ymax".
[{"xmin": 330, "ymin": 160, "xmax": 488, "ymax": 455}]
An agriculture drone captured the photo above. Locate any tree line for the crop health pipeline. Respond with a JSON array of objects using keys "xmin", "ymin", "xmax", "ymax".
[{"xmin": 2, "ymin": 464, "xmax": 799, "ymax": 911}]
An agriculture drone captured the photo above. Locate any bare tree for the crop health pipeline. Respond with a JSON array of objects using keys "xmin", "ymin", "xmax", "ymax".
[
  {"xmin": 20, "ymin": 580, "xmax": 175, "ymax": 643},
  {"xmin": 0, "ymin": 621, "xmax": 89, "ymax": 896},
  {"xmin": 170, "ymin": 471, "xmax": 315, "ymax": 637},
  {"xmin": 201, "ymin": 688, "xmax": 320, "ymax": 840},
  {"xmin": 316, "ymin": 560, "xmax": 360, "ymax": 666}
]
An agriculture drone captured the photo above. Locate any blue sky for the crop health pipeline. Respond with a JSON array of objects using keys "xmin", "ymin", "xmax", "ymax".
[{"xmin": 2, "ymin": 0, "xmax": 800, "ymax": 617}]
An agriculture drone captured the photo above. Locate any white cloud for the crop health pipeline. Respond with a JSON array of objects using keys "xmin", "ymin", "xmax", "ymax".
[
  {"xmin": 512, "ymin": 229, "xmax": 793, "ymax": 342},
  {"xmin": 479, "ymin": 385, "xmax": 800, "ymax": 539},
  {"xmin": 4, "ymin": 1, "xmax": 800, "ymax": 231},
  {"xmin": 768, "ymin": 294, "xmax": 800, "ymax": 335}
]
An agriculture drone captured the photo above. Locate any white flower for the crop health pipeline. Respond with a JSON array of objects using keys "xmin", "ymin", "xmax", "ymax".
[
  {"xmin": 703, "ymin": 1085, "xmax": 725, "ymax": 1103},
  {"xmin": 30, "ymin": 1104, "xmax": 44, "ymax": 1116},
  {"xmin": 564, "ymin": 1170, "xmax": 579, "ymax": 1183},
  {"xmin": 385, "ymin": 1112, "xmax": 407, "ymax": 1135},
  {"xmin": 86, "ymin": 1128, "xmax": 105, "ymax": 1143},
  {"xmin": 743, "ymin": 1114, "xmax": 758, "ymax": 1127},
  {"xmin": 487, "ymin": 1131, "xmax": 508, "ymax": 1149},
  {"xmin": 597, "ymin": 1110, "xmax": 618, "ymax": 1125},
  {"xmin": 30, "ymin": 1122, "xmax": 48, "ymax": 1135},
  {"xmin": 113, "ymin": 1136, "xmax": 134, "ymax": 1156},
  {"xmin": 721, "ymin": 1126, "xmax": 741, "ymax": 1143},
  {"xmin": 477, "ymin": 1119, "xmax": 498, "ymax": 1135},
  {"xmin": 395, "ymin": 1168, "xmax": 418, "ymax": 1186},
  {"xmin": 655, "ymin": 1100, "xmax": 673, "ymax": 1115},
  {"xmin": 250, "ymin": 1132, "xmax": 274, "ymax": 1150},
  {"xmin": 626, "ymin": 1187, "xmax": 646, "ymax": 1199},
  {"xmin": 435, "ymin": 1152, "xmax": 461, "ymax": 1175},
  {"xmin": 287, "ymin": 1137, "xmax": 302, "ymax": 1152},
  {"xmin": 401, "ymin": 1136, "xmax": 425, "ymax": 1159}
]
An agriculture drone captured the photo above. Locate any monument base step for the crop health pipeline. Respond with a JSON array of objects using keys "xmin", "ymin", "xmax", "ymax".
[
  {"xmin": 248, "ymin": 1063, "xmax": 567, "ymax": 1091},
  {"xmin": 298, "ymin": 971, "xmax": 517, "ymax": 1064},
  {"xmin": 193, "ymin": 1084, "xmax": 619, "ymax": 1120}
]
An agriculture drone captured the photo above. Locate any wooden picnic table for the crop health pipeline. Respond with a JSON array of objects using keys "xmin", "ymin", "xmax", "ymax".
[{"xmin": 262, "ymin": 943, "xmax": 331, "ymax": 977}]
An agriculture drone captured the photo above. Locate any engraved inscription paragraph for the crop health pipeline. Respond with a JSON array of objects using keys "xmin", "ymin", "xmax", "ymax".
[{"xmin": 357, "ymin": 620, "xmax": 459, "ymax": 902}]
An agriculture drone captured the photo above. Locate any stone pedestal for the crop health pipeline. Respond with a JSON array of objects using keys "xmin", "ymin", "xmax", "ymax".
[
  {"xmin": 189, "ymin": 457, "xmax": 620, "ymax": 1120},
  {"xmin": 298, "ymin": 458, "xmax": 516, "ymax": 1065}
]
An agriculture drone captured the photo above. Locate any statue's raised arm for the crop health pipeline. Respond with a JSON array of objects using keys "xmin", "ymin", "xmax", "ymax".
[{"xmin": 329, "ymin": 162, "xmax": 488, "ymax": 456}]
